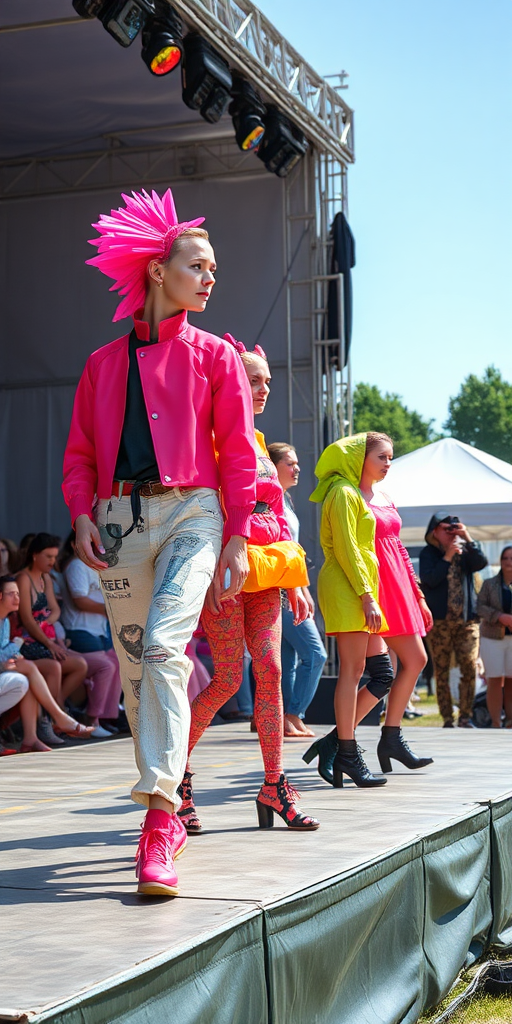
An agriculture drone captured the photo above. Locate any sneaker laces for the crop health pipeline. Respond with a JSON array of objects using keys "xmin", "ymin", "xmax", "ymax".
[{"xmin": 135, "ymin": 826, "xmax": 169, "ymax": 865}]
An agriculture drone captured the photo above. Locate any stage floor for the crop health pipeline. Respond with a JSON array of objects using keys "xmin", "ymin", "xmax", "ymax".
[{"xmin": 1, "ymin": 724, "xmax": 512, "ymax": 1021}]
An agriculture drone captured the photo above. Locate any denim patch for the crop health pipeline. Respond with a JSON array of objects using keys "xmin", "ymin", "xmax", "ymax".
[{"xmin": 154, "ymin": 534, "xmax": 202, "ymax": 608}]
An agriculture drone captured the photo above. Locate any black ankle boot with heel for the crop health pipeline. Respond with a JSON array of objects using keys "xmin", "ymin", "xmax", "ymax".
[
  {"xmin": 302, "ymin": 727, "xmax": 338, "ymax": 785},
  {"xmin": 377, "ymin": 726, "xmax": 434, "ymax": 773},
  {"xmin": 333, "ymin": 739, "xmax": 387, "ymax": 789}
]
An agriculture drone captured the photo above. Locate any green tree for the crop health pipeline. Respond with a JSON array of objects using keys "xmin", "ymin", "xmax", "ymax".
[
  {"xmin": 352, "ymin": 382, "xmax": 439, "ymax": 458},
  {"xmin": 444, "ymin": 366, "xmax": 512, "ymax": 462}
]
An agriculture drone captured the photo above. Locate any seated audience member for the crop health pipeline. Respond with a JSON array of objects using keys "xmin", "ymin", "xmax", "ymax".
[
  {"xmin": 0, "ymin": 538, "xmax": 19, "ymax": 576},
  {"xmin": 15, "ymin": 534, "xmax": 89, "ymax": 739},
  {"xmin": 16, "ymin": 534, "xmax": 35, "ymax": 572},
  {"xmin": 0, "ymin": 599, "xmax": 28, "ymax": 751},
  {"xmin": 477, "ymin": 546, "xmax": 512, "ymax": 728},
  {"xmin": 419, "ymin": 511, "xmax": 487, "ymax": 728},
  {"xmin": 0, "ymin": 574, "xmax": 93, "ymax": 750},
  {"xmin": 59, "ymin": 533, "xmax": 122, "ymax": 737}
]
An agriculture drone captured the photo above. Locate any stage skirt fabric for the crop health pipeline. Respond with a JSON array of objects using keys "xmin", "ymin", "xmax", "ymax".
[{"xmin": 370, "ymin": 501, "xmax": 425, "ymax": 638}]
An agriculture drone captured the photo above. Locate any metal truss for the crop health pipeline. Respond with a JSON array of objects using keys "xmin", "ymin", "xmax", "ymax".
[
  {"xmin": 284, "ymin": 149, "xmax": 351, "ymax": 458},
  {"xmin": 282, "ymin": 148, "xmax": 352, "ymax": 671},
  {"xmin": 0, "ymin": 133, "xmax": 267, "ymax": 201},
  {"xmin": 175, "ymin": 0, "xmax": 354, "ymax": 163},
  {"xmin": 4, "ymin": 3, "xmax": 353, "ymax": 164}
]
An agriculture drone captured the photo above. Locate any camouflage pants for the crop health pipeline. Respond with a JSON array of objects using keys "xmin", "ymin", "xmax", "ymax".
[{"xmin": 428, "ymin": 619, "xmax": 480, "ymax": 722}]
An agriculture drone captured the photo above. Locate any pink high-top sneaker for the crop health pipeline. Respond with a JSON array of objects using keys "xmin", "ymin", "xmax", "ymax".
[{"xmin": 136, "ymin": 809, "xmax": 187, "ymax": 896}]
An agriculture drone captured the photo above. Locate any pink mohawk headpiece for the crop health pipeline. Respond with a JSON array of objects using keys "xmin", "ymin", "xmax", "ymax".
[
  {"xmin": 224, "ymin": 333, "xmax": 267, "ymax": 360},
  {"xmin": 87, "ymin": 188, "xmax": 205, "ymax": 322}
]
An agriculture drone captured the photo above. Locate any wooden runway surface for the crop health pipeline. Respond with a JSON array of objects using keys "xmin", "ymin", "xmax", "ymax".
[{"xmin": 1, "ymin": 724, "xmax": 511, "ymax": 1018}]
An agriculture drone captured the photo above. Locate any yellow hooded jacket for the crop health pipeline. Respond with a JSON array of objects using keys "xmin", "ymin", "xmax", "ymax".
[{"xmin": 310, "ymin": 433, "xmax": 387, "ymax": 634}]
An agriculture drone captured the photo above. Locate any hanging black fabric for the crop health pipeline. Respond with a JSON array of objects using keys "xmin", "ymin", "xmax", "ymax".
[{"xmin": 326, "ymin": 211, "xmax": 356, "ymax": 368}]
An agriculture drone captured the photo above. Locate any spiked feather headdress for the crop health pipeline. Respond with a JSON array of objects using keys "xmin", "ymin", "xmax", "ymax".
[{"xmin": 86, "ymin": 188, "xmax": 205, "ymax": 322}]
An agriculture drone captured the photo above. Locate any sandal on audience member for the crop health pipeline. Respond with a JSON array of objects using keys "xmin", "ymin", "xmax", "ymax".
[
  {"xmin": 0, "ymin": 742, "xmax": 18, "ymax": 756},
  {"xmin": 284, "ymin": 715, "xmax": 306, "ymax": 739},
  {"xmin": 20, "ymin": 739, "xmax": 53, "ymax": 754},
  {"xmin": 284, "ymin": 714, "xmax": 316, "ymax": 739},
  {"xmin": 55, "ymin": 719, "xmax": 95, "ymax": 739}
]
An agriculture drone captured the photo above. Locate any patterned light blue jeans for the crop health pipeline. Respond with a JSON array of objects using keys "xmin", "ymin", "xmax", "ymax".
[{"xmin": 95, "ymin": 487, "xmax": 223, "ymax": 809}]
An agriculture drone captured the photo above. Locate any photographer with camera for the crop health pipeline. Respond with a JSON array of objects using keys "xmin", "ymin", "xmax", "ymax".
[{"xmin": 420, "ymin": 511, "xmax": 487, "ymax": 728}]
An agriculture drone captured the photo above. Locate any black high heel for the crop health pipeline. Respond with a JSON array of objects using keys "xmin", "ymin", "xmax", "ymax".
[
  {"xmin": 377, "ymin": 726, "xmax": 434, "ymax": 773},
  {"xmin": 256, "ymin": 775, "xmax": 320, "ymax": 830},
  {"xmin": 333, "ymin": 739, "xmax": 387, "ymax": 789},
  {"xmin": 302, "ymin": 727, "xmax": 338, "ymax": 785}
]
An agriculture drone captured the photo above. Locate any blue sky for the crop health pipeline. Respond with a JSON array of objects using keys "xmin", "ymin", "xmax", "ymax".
[{"xmin": 256, "ymin": 0, "xmax": 512, "ymax": 429}]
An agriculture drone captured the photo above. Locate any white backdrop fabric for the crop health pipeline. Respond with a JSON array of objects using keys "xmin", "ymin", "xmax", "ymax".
[{"xmin": 379, "ymin": 437, "xmax": 512, "ymax": 543}]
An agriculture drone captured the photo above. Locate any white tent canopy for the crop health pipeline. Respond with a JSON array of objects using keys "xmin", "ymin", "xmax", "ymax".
[{"xmin": 379, "ymin": 437, "xmax": 512, "ymax": 543}]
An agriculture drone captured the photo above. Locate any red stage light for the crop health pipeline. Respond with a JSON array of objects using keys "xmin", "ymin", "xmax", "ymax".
[{"xmin": 150, "ymin": 44, "xmax": 182, "ymax": 75}]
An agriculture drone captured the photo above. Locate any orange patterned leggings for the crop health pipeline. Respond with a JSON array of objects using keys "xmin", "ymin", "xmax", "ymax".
[{"xmin": 188, "ymin": 588, "xmax": 283, "ymax": 782}]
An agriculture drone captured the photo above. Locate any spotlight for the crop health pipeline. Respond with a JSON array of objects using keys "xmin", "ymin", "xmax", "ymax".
[
  {"xmin": 256, "ymin": 105, "xmax": 309, "ymax": 177},
  {"xmin": 182, "ymin": 33, "xmax": 233, "ymax": 124},
  {"xmin": 141, "ymin": 0, "xmax": 182, "ymax": 76},
  {"xmin": 72, "ymin": 0, "xmax": 154, "ymax": 48},
  {"xmin": 72, "ymin": 0, "xmax": 104, "ymax": 14},
  {"xmin": 229, "ymin": 73, "xmax": 266, "ymax": 152}
]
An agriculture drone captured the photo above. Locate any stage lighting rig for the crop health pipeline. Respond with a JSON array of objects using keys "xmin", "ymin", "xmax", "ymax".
[
  {"xmin": 229, "ymin": 73, "xmax": 266, "ymax": 152},
  {"xmin": 72, "ymin": 0, "xmax": 154, "ymax": 48},
  {"xmin": 181, "ymin": 33, "xmax": 233, "ymax": 124},
  {"xmin": 256, "ymin": 105, "xmax": 309, "ymax": 177},
  {"xmin": 141, "ymin": 0, "xmax": 182, "ymax": 75}
]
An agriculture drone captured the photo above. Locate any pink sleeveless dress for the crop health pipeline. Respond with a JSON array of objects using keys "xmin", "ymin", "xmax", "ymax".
[{"xmin": 370, "ymin": 501, "xmax": 425, "ymax": 638}]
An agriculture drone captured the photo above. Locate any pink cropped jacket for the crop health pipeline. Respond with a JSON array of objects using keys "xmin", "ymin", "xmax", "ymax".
[{"xmin": 62, "ymin": 310, "xmax": 258, "ymax": 539}]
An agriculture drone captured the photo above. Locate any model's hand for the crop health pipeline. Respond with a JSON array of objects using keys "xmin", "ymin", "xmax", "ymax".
[
  {"xmin": 287, "ymin": 588, "xmax": 309, "ymax": 625},
  {"xmin": 418, "ymin": 597, "xmax": 433, "ymax": 632},
  {"xmin": 361, "ymin": 593, "xmax": 382, "ymax": 633},
  {"xmin": 204, "ymin": 580, "xmax": 223, "ymax": 617},
  {"xmin": 498, "ymin": 613, "xmax": 512, "ymax": 629},
  {"xmin": 212, "ymin": 535, "xmax": 249, "ymax": 608},
  {"xmin": 75, "ymin": 514, "xmax": 108, "ymax": 571},
  {"xmin": 303, "ymin": 586, "xmax": 315, "ymax": 617}
]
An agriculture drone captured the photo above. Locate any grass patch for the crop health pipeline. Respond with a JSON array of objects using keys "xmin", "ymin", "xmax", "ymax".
[
  {"xmin": 448, "ymin": 992, "xmax": 512, "ymax": 1022},
  {"xmin": 423, "ymin": 992, "xmax": 512, "ymax": 1022},
  {"xmin": 403, "ymin": 691, "xmax": 444, "ymax": 728},
  {"xmin": 418, "ymin": 955, "xmax": 512, "ymax": 1022}
]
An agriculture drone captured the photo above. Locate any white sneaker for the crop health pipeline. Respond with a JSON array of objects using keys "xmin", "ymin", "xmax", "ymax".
[{"xmin": 90, "ymin": 725, "xmax": 112, "ymax": 738}]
